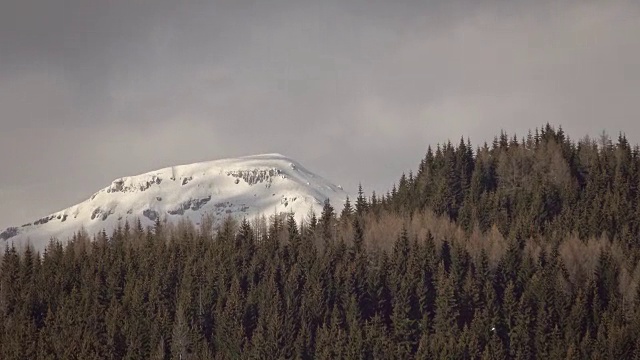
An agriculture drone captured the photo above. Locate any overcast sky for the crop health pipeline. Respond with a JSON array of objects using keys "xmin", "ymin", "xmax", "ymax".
[{"xmin": 1, "ymin": 0, "xmax": 639, "ymax": 229}]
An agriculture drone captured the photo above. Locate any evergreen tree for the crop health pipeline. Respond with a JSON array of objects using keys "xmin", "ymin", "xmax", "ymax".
[
  {"xmin": 340, "ymin": 196, "xmax": 354, "ymax": 223},
  {"xmin": 356, "ymin": 183, "xmax": 368, "ymax": 216},
  {"xmin": 319, "ymin": 199, "xmax": 336, "ymax": 241}
]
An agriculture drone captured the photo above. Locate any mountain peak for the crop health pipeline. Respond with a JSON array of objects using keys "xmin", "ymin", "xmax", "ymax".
[{"xmin": 1, "ymin": 154, "xmax": 347, "ymax": 252}]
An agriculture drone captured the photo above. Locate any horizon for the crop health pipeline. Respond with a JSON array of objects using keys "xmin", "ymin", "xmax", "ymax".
[{"xmin": 1, "ymin": 125, "xmax": 636, "ymax": 232}]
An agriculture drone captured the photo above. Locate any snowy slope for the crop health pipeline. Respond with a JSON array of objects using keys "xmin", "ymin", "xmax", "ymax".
[{"xmin": 1, "ymin": 154, "xmax": 347, "ymax": 253}]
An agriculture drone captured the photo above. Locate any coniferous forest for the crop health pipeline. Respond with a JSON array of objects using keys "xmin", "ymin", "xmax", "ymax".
[{"xmin": 4, "ymin": 125, "xmax": 640, "ymax": 359}]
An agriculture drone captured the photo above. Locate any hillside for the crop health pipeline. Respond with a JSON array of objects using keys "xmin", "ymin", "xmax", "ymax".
[{"xmin": 0, "ymin": 153, "xmax": 347, "ymax": 252}]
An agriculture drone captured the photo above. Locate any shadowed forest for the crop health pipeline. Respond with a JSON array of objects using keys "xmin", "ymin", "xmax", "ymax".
[{"xmin": 3, "ymin": 125, "xmax": 640, "ymax": 359}]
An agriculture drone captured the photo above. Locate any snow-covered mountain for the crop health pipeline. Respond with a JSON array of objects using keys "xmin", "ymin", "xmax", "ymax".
[{"xmin": 1, "ymin": 154, "xmax": 348, "ymax": 253}]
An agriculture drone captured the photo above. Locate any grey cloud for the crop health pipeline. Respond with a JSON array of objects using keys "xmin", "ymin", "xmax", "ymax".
[{"xmin": 1, "ymin": 0, "xmax": 639, "ymax": 230}]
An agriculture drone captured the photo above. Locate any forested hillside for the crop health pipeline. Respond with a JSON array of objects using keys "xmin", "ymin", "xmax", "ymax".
[{"xmin": 2, "ymin": 125, "xmax": 640, "ymax": 359}]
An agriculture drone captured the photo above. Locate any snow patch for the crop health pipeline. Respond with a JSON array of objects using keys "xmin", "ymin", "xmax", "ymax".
[{"xmin": 1, "ymin": 153, "xmax": 348, "ymax": 253}]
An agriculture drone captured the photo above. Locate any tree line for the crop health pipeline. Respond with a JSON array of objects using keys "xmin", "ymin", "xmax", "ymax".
[{"xmin": 2, "ymin": 124, "xmax": 640, "ymax": 359}]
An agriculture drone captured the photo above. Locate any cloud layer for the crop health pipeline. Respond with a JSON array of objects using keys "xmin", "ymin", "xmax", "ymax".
[{"xmin": 1, "ymin": 0, "xmax": 639, "ymax": 229}]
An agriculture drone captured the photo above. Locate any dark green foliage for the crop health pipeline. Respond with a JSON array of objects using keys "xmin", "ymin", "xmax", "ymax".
[
  {"xmin": 356, "ymin": 183, "xmax": 368, "ymax": 216},
  {"xmin": 2, "ymin": 125, "xmax": 640, "ymax": 359},
  {"xmin": 386, "ymin": 125, "xmax": 640, "ymax": 248}
]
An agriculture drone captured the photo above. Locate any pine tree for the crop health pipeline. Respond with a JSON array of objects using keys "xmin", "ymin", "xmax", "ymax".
[
  {"xmin": 352, "ymin": 216, "xmax": 365, "ymax": 254},
  {"xmin": 214, "ymin": 278, "xmax": 246, "ymax": 358},
  {"xmin": 431, "ymin": 263, "xmax": 459, "ymax": 358},
  {"xmin": 171, "ymin": 303, "xmax": 193, "ymax": 360},
  {"xmin": 356, "ymin": 183, "xmax": 368, "ymax": 215},
  {"xmin": 340, "ymin": 196, "xmax": 354, "ymax": 223},
  {"xmin": 319, "ymin": 199, "xmax": 336, "ymax": 241}
]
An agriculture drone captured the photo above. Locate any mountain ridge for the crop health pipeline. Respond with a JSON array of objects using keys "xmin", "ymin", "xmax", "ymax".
[{"xmin": 1, "ymin": 153, "xmax": 348, "ymax": 252}]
